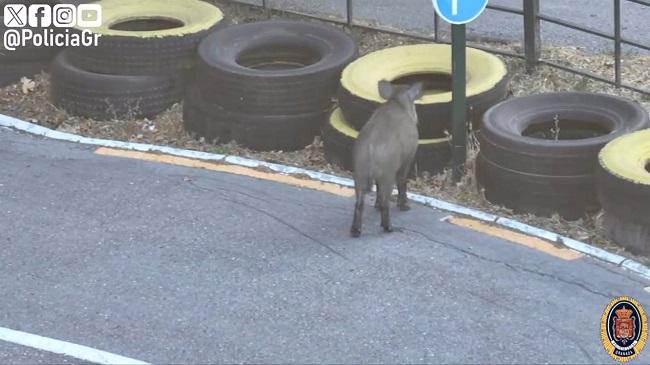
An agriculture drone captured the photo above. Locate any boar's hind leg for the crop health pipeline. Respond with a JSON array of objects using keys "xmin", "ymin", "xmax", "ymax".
[
  {"xmin": 374, "ymin": 182, "xmax": 382, "ymax": 210},
  {"xmin": 396, "ymin": 164, "xmax": 412, "ymax": 211},
  {"xmin": 377, "ymin": 183, "xmax": 393, "ymax": 233}
]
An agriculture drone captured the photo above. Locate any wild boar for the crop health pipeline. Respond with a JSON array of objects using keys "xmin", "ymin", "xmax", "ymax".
[{"xmin": 350, "ymin": 80, "xmax": 423, "ymax": 237}]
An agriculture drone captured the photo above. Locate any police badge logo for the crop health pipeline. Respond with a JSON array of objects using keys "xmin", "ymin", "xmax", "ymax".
[{"xmin": 601, "ymin": 296, "xmax": 648, "ymax": 362}]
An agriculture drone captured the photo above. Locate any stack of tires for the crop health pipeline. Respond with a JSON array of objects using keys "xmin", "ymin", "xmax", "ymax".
[
  {"xmin": 183, "ymin": 20, "xmax": 358, "ymax": 151},
  {"xmin": 0, "ymin": 0, "xmax": 60, "ymax": 87},
  {"xmin": 597, "ymin": 129, "xmax": 650, "ymax": 255},
  {"xmin": 323, "ymin": 44, "xmax": 510, "ymax": 176},
  {"xmin": 477, "ymin": 92, "xmax": 649, "ymax": 220},
  {"xmin": 323, "ymin": 108, "xmax": 452, "ymax": 176},
  {"xmin": 51, "ymin": 0, "xmax": 225, "ymax": 120}
]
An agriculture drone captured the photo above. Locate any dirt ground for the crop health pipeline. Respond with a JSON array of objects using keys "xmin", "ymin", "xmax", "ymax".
[{"xmin": 1, "ymin": 0, "xmax": 649, "ymax": 262}]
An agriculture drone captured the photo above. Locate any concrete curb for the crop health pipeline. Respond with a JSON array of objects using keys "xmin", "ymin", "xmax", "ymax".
[{"xmin": 2, "ymin": 114, "xmax": 649, "ymax": 281}]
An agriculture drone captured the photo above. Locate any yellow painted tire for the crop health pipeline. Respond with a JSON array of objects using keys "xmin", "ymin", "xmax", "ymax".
[
  {"xmin": 322, "ymin": 108, "xmax": 451, "ymax": 177},
  {"xmin": 69, "ymin": 0, "xmax": 226, "ymax": 75},
  {"xmin": 597, "ymin": 128, "xmax": 650, "ymax": 254},
  {"xmin": 338, "ymin": 44, "xmax": 509, "ymax": 138},
  {"xmin": 599, "ymin": 129, "xmax": 650, "ymax": 186}
]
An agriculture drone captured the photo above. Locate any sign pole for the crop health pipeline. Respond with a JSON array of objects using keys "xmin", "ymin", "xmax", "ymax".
[
  {"xmin": 451, "ymin": 23, "xmax": 467, "ymax": 183},
  {"xmin": 433, "ymin": 0, "xmax": 487, "ymax": 183}
]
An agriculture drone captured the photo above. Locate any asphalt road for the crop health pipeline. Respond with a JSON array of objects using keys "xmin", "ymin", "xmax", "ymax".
[
  {"xmin": 1, "ymin": 126, "xmax": 650, "ymax": 364},
  {"xmin": 239, "ymin": 0, "xmax": 650, "ymax": 52}
]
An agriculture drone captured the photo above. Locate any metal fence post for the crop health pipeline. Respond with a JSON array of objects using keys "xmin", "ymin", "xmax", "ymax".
[
  {"xmin": 434, "ymin": 12, "xmax": 439, "ymax": 42},
  {"xmin": 346, "ymin": 0, "xmax": 353, "ymax": 26},
  {"xmin": 614, "ymin": 0, "xmax": 622, "ymax": 87},
  {"xmin": 262, "ymin": 0, "xmax": 270, "ymax": 19},
  {"xmin": 523, "ymin": 0, "xmax": 540, "ymax": 73},
  {"xmin": 451, "ymin": 24, "xmax": 467, "ymax": 183}
]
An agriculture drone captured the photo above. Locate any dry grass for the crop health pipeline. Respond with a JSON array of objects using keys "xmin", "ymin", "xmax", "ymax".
[{"xmin": 1, "ymin": 0, "xmax": 649, "ymax": 263}]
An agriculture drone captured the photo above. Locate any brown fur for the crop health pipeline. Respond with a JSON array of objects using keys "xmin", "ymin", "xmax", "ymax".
[{"xmin": 351, "ymin": 80, "xmax": 423, "ymax": 237}]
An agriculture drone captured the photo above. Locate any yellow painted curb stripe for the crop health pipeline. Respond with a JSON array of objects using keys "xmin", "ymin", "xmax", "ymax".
[
  {"xmin": 447, "ymin": 217, "xmax": 584, "ymax": 261},
  {"xmin": 95, "ymin": 147, "xmax": 354, "ymax": 198}
]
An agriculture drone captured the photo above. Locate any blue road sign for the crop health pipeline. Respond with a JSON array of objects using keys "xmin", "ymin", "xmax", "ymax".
[{"xmin": 432, "ymin": 0, "xmax": 488, "ymax": 25}]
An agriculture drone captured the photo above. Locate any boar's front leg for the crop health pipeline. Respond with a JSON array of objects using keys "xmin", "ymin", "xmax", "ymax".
[{"xmin": 351, "ymin": 187, "xmax": 365, "ymax": 238}]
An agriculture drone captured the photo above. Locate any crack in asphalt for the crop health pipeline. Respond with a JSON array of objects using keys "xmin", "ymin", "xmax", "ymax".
[
  {"xmin": 547, "ymin": 324, "xmax": 596, "ymax": 363},
  {"xmin": 463, "ymin": 289, "xmax": 596, "ymax": 363},
  {"xmin": 592, "ymin": 259, "xmax": 650, "ymax": 286},
  {"xmin": 402, "ymin": 227, "xmax": 613, "ymax": 299},
  {"xmin": 173, "ymin": 173, "xmax": 349, "ymax": 213},
  {"xmin": 183, "ymin": 179, "xmax": 352, "ymax": 263},
  {"xmin": 176, "ymin": 174, "xmax": 618, "ymax": 300}
]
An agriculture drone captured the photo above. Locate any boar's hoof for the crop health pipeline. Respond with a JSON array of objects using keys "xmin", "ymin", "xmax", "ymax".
[{"xmin": 398, "ymin": 203, "xmax": 411, "ymax": 211}]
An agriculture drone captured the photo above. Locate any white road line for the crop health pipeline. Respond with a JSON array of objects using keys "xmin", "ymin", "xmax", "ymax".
[
  {"xmin": 2, "ymin": 114, "xmax": 650, "ymax": 281},
  {"xmin": 439, "ymin": 215, "xmax": 453, "ymax": 222},
  {"xmin": 0, "ymin": 327, "xmax": 150, "ymax": 365}
]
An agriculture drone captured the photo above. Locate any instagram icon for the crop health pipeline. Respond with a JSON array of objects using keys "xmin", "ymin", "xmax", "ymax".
[{"xmin": 53, "ymin": 4, "xmax": 76, "ymax": 28}]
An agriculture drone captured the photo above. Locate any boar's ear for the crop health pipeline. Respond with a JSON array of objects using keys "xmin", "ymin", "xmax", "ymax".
[
  {"xmin": 408, "ymin": 82, "xmax": 424, "ymax": 101},
  {"xmin": 378, "ymin": 80, "xmax": 394, "ymax": 100}
]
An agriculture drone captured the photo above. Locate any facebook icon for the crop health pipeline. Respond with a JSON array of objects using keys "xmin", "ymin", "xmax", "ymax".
[
  {"xmin": 432, "ymin": 0, "xmax": 488, "ymax": 25},
  {"xmin": 28, "ymin": 4, "xmax": 52, "ymax": 27}
]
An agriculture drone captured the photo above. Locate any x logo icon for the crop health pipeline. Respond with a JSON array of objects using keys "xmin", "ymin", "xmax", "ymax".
[{"xmin": 4, "ymin": 5, "xmax": 27, "ymax": 27}]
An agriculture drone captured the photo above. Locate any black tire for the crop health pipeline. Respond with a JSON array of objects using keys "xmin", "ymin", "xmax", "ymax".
[
  {"xmin": 476, "ymin": 155, "xmax": 596, "ymax": 220},
  {"xmin": 0, "ymin": 40, "xmax": 58, "ymax": 63},
  {"xmin": 230, "ymin": 109, "xmax": 326, "ymax": 152},
  {"xmin": 323, "ymin": 108, "xmax": 451, "ymax": 176},
  {"xmin": 477, "ymin": 92, "xmax": 650, "ymax": 219},
  {"xmin": 67, "ymin": 0, "xmax": 226, "ymax": 75},
  {"xmin": 0, "ymin": 60, "xmax": 48, "ymax": 87},
  {"xmin": 0, "ymin": 15, "xmax": 60, "ymax": 62},
  {"xmin": 51, "ymin": 51, "xmax": 186, "ymax": 120},
  {"xmin": 183, "ymin": 87, "xmax": 325, "ymax": 152},
  {"xmin": 196, "ymin": 20, "xmax": 358, "ymax": 115},
  {"xmin": 183, "ymin": 87, "xmax": 231, "ymax": 144},
  {"xmin": 338, "ymin": 44, "xmax": 509, "ymax": 138},
  {"xmin": 597, "ymin": 129, "xmax": 650, "ymax": 254}
]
